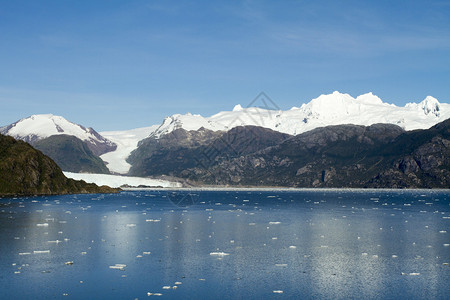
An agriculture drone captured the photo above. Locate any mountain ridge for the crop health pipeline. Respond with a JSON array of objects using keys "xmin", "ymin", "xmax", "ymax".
[
  {"xmin": 0, "ymin": 114, "xmax": 117, "ymax": 156},
  {"xmin": 1, "ymin": 91, "xmax": 449, "ymax": 175},
  {"xmin": 174, "ymin": 120, "xmax": 450, "ymax": 188}
]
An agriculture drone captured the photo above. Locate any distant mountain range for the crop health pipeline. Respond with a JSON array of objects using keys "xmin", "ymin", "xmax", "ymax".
[{"xmin": 1, "ymin": 91, "xmax": 449, "ymax": 188}]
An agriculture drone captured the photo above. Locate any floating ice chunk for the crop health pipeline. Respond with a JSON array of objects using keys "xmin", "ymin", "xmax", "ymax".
[
  {"xmin": 36, "ymin": 223, "xmax": 49, "ymax": 227},
  {"xmin": 273, "ymin": 290, "xmax": 283, "ymax": 294},
  {"xmin": 269, "ymin": 222, "xmax": 281, "ymax": 225},
  {"xmin": 33, "ymin": 250, "xmax": 50, "ymax": 254},
  {"xmin": 47, "ymin": 240, "xmax": 62, "ymax": 244},
  {"xmin": 210, "ymin": 252, "xmax": 230, "ymax": 256},
  {"xmin": 109, "ymin": 264, "xmax": 126, "ymax": 270}
]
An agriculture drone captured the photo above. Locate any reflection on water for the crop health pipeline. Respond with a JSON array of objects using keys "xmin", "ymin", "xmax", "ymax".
[{"xmin": 0, "ymin": 190, "xmax": 449, "ymax": 299}]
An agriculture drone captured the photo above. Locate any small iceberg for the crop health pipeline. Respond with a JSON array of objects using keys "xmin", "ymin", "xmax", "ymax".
[
  {"xmin": 275, "ymin": 264, "xmax": 288, "ymax": 267},
  {"xmin": 109, "ymin": 264, "xmax": 126, "ymax": 270},
  {"xmin": 401, "ymin": 272, "xmax": 420, "ymax": 276},
  {"xmin": 210, "ymin": 252, "xmax": 230, "ymax": 256}
]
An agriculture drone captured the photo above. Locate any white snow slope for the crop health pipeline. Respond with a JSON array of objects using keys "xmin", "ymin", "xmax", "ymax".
[
  {"xmin": 0, "ymin": 114, "xmax": 115, "ymax": 149},
  {"xmin": 150, "ymin": 91, "xmax": 449, "ymax": 138},
  {"xmin": 63, "ymin": 172, "xmax": 181, "ymax": 188}
]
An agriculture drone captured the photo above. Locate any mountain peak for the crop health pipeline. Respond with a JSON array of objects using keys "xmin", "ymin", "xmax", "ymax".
[
  {"xmin": 420, "ymin": 96, "xmax": 440, "ymax": 117},
  {"xmin": 1, "ymin": 114, "xmax": 116, "ymax": 156},
  {"xmin": 355, "ymin": 92, "xmax": 384, "ymax": 105},
  {"xmin": 233, "ymin": 104, "xmax": 244, "ymax": 112}
]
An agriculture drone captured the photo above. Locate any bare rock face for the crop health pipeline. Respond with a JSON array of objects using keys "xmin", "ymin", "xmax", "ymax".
[{"xmin": 82, "ymin": 127, "xmax": 117, "ymax": 156}]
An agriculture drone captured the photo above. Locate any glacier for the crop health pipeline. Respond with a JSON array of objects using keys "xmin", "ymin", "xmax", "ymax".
[{"xmin": 100, "ymin": 91, "xmax": 449, "ymax": 174}]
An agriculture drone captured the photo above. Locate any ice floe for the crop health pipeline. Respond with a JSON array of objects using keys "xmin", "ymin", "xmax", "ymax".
[
  {"xmin": 109, "ymin": 264, "xmax": 126, "ymax": 270},
  {"xmin": 33, "ymin": 250, "xmax": 50, "ymax": 254},
  {"xmin": 210, "ymin": 252, "xmax": 230, "ymax": 256}
]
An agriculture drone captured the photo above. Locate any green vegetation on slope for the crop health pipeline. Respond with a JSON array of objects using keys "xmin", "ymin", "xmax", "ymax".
[{"xmin": 0, "ymin": 134, "xmax": 118, "ymax": 197}]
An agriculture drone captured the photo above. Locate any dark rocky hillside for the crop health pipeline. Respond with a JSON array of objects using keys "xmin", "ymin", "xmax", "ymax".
[
  {"xmin": 34, "ymin": 135, "xmax": 110, "ymax": 174},
  {"xmin": 128, "ymin": 126, "xmax": 291, "ymax": 177},
  {"xmin": 128, "ymin": 127, "xmax": 222, "ymax": 176},
  {"xmin": 0, "ymin": 135, "xmax": 119, "ymax": 197},
  {"xmin": 184, "ymin": 121, "xmax": 450, "ymax": 188},
  {"xmin": 128, "ymin": 119, "xmax": 450, "ymax": 188}
]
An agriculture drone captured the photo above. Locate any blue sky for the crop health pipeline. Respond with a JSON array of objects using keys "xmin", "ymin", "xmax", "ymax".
[{"xmin": 1, "ymin": 0, "xmax": 449, "ymax": 131}]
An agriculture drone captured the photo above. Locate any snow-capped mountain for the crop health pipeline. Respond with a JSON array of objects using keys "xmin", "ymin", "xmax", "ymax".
[
  {"xmin": 97, "ymin": 91, "xmax": 449, "ymax": 174},
  {"xmin": 0, "ymin": 114, "xmax": 116, "ymax": 156},
  {"xmin": 149, "ymin": 91, "xmax": 450, "ymax": 137},
  {"xmin": 2, "ymin": 91, "xmax": 449, "ymax": 175}
]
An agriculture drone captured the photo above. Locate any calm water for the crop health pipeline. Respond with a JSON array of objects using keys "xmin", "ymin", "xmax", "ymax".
[{"xmin": 0, "ymin": 189, "xmax": 449, "ymax": 299}]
